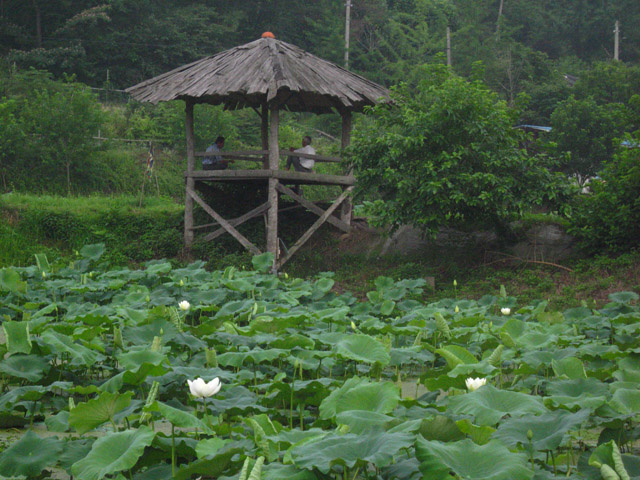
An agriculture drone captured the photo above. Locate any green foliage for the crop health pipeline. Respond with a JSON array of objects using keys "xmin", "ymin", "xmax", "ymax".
[
  {"xmin": 0, "ymin": 194, "xmax": 183, "ymax": 267},
  {"xmin": 569, "ymin": 140, "xmax": 640, "ymax": 251},
  {"xmin": 19, "ymin": 79, "xmax": 103, "ymax": 194},
  {"xmin": 349, "ymin": 64, "xmax": 566, "ymax": 235},
  {"xmin": 0, "ymin": 253, "xmax": 638, "ymax": 478}
]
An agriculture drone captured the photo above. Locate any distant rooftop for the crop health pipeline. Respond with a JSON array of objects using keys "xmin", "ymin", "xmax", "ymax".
[{"xmin": 515, "ymin": 125, "xmax": 552, "ymax": 132}]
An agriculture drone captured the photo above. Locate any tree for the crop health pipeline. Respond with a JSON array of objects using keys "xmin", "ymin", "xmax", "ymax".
[
  {"xmin": 21, "ymin": 80, "xmax": 102, "ymax": 194},
  {"xmin": 348, "ymin": 63, "xmax": 565, "ymax": 236},
  {"xmin": 0, "ymin": 98, "xmax": 25, "ymax": 190},
  {"xmin": 569, "ymin": 137, "xmax": 640, "ymax": 251},
  {"xmin": 549, "ymin": 95, "xmax": 625, "ymax": 184}
]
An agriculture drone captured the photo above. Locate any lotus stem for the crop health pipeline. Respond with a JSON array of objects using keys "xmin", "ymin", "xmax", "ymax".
[
  {"xmin": 171, "ymin": 424, "xmax": 176, "ymax": 477},
  {"xmin": 351, "ymin": 466, "xmax": 360, "ymax": 480}
]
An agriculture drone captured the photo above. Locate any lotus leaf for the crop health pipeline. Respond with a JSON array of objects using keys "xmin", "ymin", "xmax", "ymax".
[
  {"xmin": 609, "ymin": 292, "xmax": 639, "ymax": 304},
  {"xmin": 544, "ymin": 378, "xmax": 609, "ymax": 410},
  {"xmin": 609, "ymin": 388, "xmax": 640, "ymax": 415},
  {"xmin": 174, "ymin": 442, "xmax": 245, "ymax": 480},
  {"xmin": 319, "ymin": 377, "xmax": 399, "ymax": 419},
  {"xmin": 71, "ymin": 426, "xmax": 155, "ymax": 480},
  {"xmin": 2, "ymin": 321, "xmax": 32, "ymax": 354},
  {"xmin": 448, "ymin": 385, "xmax": 547, "ymax": 425},
  {"xmin": 145, "ymin": 401, "xmax": 204, "ymax": 429},
  {"xmin": 335, "ymin": 334, "xmax": 390, "ymax": 365},
  {"xmin": 415, "ymin": 438, "xmax": 533, "ymax": 480},
  {"xmin": 40, "ymin": 330, "xmax": 103, "ymax": 366},
  {"xmin": 69, "ymin": 391, "xmax": 133, "ymax": 434},
  {"xmin": 493, "ymin": 409, "xmax": 590, "ymax": 451},
  {"xmin": 263, "ymin": 463, "xmax": 318, "ymax": 480},
  {"xmin": 80, "ymin": 243, "xmax": 106, "ymax": 261},
  {"xmin": 291, "ymin": 430, "xmax": 414, "ymax": 474},
  {"xmin": 551, "ymin": 357, "xmax": 587, "ymax": 379},
  {"xmin": 435, "ymin": 344, "xmax": 478, "ymax": 369},
  {"xmin": 455, "ymin": 418, "xmax": 496, "ymax": 445},
  {"xmin": 336, "ymin": 410, "xmax": 394, "ymax": 434},
  {"xmin": 0, "ymin": 267, "xmax": 27, "ymax": 293},
  {"xmin": 195, "ymin": 438, "xmax": 229, "ymax": 459},
  {"xmin": 0, "ymin": 353, "xmax": 49, "ymax": 381},
  {"xmin": 45, "ymin": 410, "xmax": 70, "ymax": 432},
  {"xmin": 613, "ymin": 356, "xmax": 640, "ymax": 382},
  {"xmin": 0, "ymin": 430, "xmax": 63, "ymax": 477}
]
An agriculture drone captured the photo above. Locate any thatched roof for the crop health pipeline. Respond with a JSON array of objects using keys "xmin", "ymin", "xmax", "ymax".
[{"xmin": 125, "ymin": 37, "xmax": 389, "ymax": 114}]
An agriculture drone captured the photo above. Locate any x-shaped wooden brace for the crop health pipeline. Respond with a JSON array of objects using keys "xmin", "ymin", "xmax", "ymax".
[
  {"xmin": 276, "ymin": 184, "xmax": 354, "ymax": 268},
  {"xmin": 186, "ymin": 187, "xmax": 262, "ymax": 255}
]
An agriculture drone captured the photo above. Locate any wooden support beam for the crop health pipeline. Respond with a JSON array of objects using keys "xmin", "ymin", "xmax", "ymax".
[
  {"xmin": 266, "ymin": 104, "xmax": 280, "ymax": 269},
  {"xmin": 184, "ymin": 100, "xmax": 196, "ymax": 249},
  {"xmin": 276, "ymin": 183, "xmax": 351, "ymax": 233},
  {"xmin": 203, "ymin": 201, "xmax": 270, "ymax": 242},
  {"xmin": 277, "ymin": 186, "xmax": 354, "ymax": 269},
  {"xmin": 261, "ymin": 102, "xmax": 269, "ymax": 169},
  {"xmin": 195, "ymin": 150, "xmax": 269, "ymax": 157},
  {"xmin": 186, "ymin": 187, "xmax": 262, "ymax": 256},
  {"xmin": 340, "ymin": 111, "xmax": 354, "ymax": 226}
]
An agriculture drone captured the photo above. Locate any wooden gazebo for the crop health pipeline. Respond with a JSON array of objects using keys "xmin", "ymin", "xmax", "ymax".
[{"xmin": 126, "ymin": 34, "xmax": 388, "ymax": 271}]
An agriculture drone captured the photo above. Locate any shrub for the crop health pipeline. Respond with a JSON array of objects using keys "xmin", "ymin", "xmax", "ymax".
[{"xmin": 569, "ymin": 139, "xmax": 640, "ymax": 251}]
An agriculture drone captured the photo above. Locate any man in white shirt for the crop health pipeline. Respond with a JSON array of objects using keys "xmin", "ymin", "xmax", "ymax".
[
  {"xmin": 203, "ymin": 136, "xmax": 231, "ymax": 170},
  {"xmin": 286, "ymin": 136, "xmax": 315, "ymax": 172}
]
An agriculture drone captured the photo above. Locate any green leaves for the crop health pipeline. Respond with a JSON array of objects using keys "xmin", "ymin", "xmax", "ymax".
[
  {"xmin": 69, "ymin": 391, "xmax": 133, "ymax": 434},
  {"xmin": 349, "ymin": 64, "xmax": 562, "ymax": 235},
  {"xmin": 493, "ymin": 409, "xmax": 591, "ymax": 452},
  {"xmin": 0, "ymin": 430, "xmax": 63, "ymax": 477},
  {"xmin": 291, "ymin": 431, "xmax": 414, "ymax": 474},
  {"xmin": 0, "ymin": 268, "xmax": 26, "ymax": 293},
  {"xmin": 319, "ymin": 377, "xmax": 399, "ymax": 420},
  {"xmin": 2, "ymin": 321, "xmax": 32, "ymax": 354},
  {"xmin": 415, "ymin": 438, "xmax": 533, "ymax": 480},
  {"xmin": 335, "ymin": 334, "xmax": 390, "ymax": 365},
  {"xmin": 71, "ymin": 427, "xmax": 155, "ymax": 480},
  {"xmin": 448, "ymin": 385, "xmax": 547, "ymax": 426}
]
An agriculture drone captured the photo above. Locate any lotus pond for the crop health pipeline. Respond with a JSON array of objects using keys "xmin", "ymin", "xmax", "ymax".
[{"xmin": 0, "ymin": 245, "xmax": 640, "ymax": 480}]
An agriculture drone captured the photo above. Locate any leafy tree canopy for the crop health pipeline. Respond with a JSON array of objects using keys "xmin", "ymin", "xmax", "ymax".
[{"xmin": 348, "ymin": 63, "xmax": 567, "ymax": 235}]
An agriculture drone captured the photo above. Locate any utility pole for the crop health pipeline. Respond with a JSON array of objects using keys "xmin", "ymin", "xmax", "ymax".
[
  {"xmin": 496, "ymin": 0, "xmax": 505, "ymax": 38},
  {"xmin": 614, "ymin": 20, "xmax": 620, "ymax": 61},
  {"xmin": 446, "ymin": 26, "xmax": 452, "ymax": 66},
  {"xmin": 344, "ymin": 0, "xmax": 352, "ymax": 69}
]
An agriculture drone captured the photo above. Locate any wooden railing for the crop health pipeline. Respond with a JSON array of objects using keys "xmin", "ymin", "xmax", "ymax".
[{"xmin": 194, "ymin": 149, "xmax": 342, "ymax": 164}]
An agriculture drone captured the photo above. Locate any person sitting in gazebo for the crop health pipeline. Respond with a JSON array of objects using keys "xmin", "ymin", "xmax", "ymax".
[
  {"xmin": 286, "ymin": 135, "xmax": 315, "ymax": 172},
  {"xmin": 203, "ymin": 136, "xmax": 232, "ymax": 170}
]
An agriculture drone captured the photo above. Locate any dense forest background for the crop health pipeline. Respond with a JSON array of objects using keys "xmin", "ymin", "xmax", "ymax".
[
  {"xmin": 1, "ymin": 0, "xmax": 640, "ymax": 254},
  {"xmin": 2, "ymin": 0, "xmax": 639, "ymax": 99}
]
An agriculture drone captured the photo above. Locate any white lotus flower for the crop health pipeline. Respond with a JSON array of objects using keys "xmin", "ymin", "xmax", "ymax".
[
  {"xmin": 465, "ymin": 377, "xmax": 487, "ymax": 392},
  {"xmin": 179, "ymin": 300, "xmax": 190, "ymax": 311},
  {"xmin": 501, "ymin": 307, "xmax": 511, "ymax": 315},
  {"xmin": 187, "ymin": 377, "xmax": 221, "ymax": 398}
]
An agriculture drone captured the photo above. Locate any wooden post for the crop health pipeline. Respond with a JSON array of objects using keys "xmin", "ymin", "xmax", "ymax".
[
  {"xmin": 184, "ymin": 100, "xmax": 196, "ymax": 249},
  {"xmin": 340, "ymin": 111, "xmax": 353, "ymax": 226},
  {"xmin": 266, "ymin": 103, "xmax": 280, "ymax": 270},
  {"xmin": 345, "ymin": 0, "xmax": 352, "ymax": 69},
  {"xmin": 261, "ymin": 102, "xmax": 269, "ymax": 169}
]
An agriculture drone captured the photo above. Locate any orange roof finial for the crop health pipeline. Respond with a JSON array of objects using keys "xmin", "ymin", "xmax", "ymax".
[{"xmin": 261, "ymin": 32, "xmax": 275, "ymax": 39}]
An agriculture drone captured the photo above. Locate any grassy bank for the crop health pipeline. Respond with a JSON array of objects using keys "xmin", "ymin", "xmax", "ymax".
[
  {"xmin": 0, "ymin": 193, "xmax": 184, "ymax": 267},
  {"xmin": 1, "ymin": 193, "xmax": 638, "ymax": 311},
  {"xmin": 285, "ymin": 229, "xmax": 640, "ymax": 311}
]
